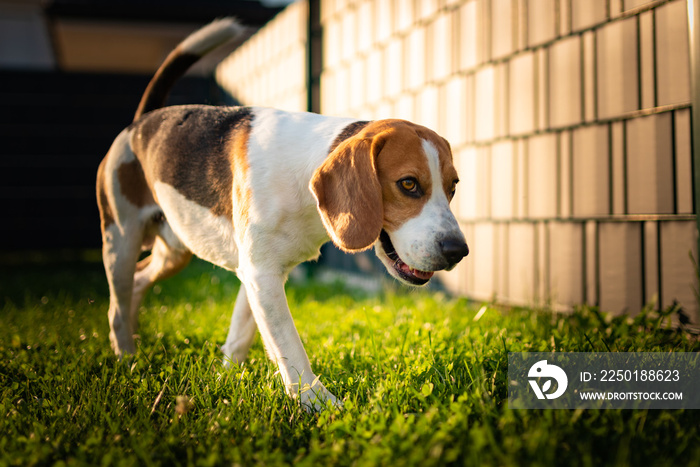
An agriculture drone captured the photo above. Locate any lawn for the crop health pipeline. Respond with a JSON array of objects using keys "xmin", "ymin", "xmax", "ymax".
[{"xmin": 1, "ymin": 258, "xmax": 699, "ymax": 466}]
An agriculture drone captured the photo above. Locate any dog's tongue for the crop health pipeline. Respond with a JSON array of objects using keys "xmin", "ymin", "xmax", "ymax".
[
  {"xmin": 412, "ymin": 269, "xmax": 434, "ymax": 280},
  {"xmin": 398, "ymin": 261, "xmax": 434, "ymax": 280}
]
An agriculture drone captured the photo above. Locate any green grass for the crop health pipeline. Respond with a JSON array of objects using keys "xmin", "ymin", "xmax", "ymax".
[{"xmin": 1, "ymin": 258, "xmax": 699, "ymax": 466}]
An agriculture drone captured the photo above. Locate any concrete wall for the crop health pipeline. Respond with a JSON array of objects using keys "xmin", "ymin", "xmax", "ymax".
[
  {"xmin": 217, "ymin": 1, "xmax": 309, "ymax": 111},
  {"xmin": 218, "ymin": 0, "xmax": 698, "ymax": 320}
]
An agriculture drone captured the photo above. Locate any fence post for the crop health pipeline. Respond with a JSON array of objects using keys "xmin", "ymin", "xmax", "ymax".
[
  {"xmin": 689, "ymin": 0, "xmax": 700, "ymax": 268},
  {"xmin": 307, "ymin": 0, "xmax": 321, "ymax": 113}
]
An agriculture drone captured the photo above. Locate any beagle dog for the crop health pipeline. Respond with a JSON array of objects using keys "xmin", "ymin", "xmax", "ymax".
[{"xmin": 97, "ymin": 18, "xmax": 468, "ymax": 410}]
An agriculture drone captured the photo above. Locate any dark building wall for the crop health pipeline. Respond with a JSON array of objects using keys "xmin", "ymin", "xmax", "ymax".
[{"xmin": 0, "ymin": 69, "xmax": 217, "ymax": 250}]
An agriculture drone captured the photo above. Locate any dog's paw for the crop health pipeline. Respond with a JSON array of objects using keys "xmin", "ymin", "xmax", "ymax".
[
  {"xmin": 298, "ymin": 380, "xmax": 343, "ymax": 412},
  {"xmin": 221, "ymin": 354, "xmax": 246, "ymax": 369},
  {"xmin": 109, "ymin": 334, "xmax": 136, "ymax": 357},
  {"xmin": 220, "ymin": 345, "xmax": 249, "ymax": 368}
]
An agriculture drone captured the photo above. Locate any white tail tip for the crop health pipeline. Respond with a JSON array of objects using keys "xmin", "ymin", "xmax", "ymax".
[{"xmin": 179, "ymin": 17, "xmax": 245, "ymax": 56}]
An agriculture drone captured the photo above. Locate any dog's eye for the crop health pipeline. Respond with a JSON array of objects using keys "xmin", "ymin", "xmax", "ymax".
[
  {"xmin": 449, "ymin": 179, "xmax": 458, "ymax": 198},
  {"xmin": 398, "ymin": 178, "xmax": 421, "ymax": 197},
  {"xmin": 401, "ymin": 179, "xmax": 416, "ymax": 191}
]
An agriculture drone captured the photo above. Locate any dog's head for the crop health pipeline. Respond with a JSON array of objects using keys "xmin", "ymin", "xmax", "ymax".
[{"xmin": 310, "ymin": 119, "xmax": 468, "ymax": 286}]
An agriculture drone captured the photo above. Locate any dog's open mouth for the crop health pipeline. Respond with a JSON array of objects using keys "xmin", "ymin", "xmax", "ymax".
[{"xmin": 379, "ymin": 230, "xmax": 434, "ymax": 285}]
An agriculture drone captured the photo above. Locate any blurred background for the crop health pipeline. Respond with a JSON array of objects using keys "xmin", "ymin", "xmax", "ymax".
[{"xmin": 1, "ymin": 0, "xmax": 697, "ymax": 323}]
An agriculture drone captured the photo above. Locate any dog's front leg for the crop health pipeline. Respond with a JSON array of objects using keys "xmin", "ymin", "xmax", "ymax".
[
  {"xmin": 239, "ymin": 267, "xmax": 339, "ymax": 411},
  {"xmin": 221, "ymin": 286, "xmax": 257, "ymax": 366}
]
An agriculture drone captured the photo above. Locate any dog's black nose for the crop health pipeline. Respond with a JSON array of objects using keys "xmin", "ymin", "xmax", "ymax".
[{"xmin": 440, "ymin": 238, "xmax": 469, "ymax": 265}]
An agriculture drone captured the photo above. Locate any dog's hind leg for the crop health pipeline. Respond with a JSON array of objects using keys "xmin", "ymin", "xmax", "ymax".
[
  {"xmin": 130, "ymin": 235, "xmax": 192, "ymax": 335},
  {"xmin": 97, "ymin": 130, "xmax": 171, "ymax": 356},
  {"xmin": 101, "ymin": 222, "xmax": 144, "ymax": 356},
  {"xmin": 221, "ymin": 286, "xmax": 258, "ymax": 366}
]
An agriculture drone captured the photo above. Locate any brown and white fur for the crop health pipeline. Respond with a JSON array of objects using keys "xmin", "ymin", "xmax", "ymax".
[{"xmin": 96, "ymin": 18, "xmax": 468, "ymax": 410}]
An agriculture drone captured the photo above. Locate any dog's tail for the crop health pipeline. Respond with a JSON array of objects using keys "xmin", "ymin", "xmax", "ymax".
[{"xmin": 134, "ymin": 17, "xmax": 246, "ymax": 122}]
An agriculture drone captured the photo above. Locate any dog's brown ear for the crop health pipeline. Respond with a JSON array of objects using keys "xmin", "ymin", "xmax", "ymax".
[{"xmin": 310, "ymin": 136, "xmax": 384, "ymax": 252}]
